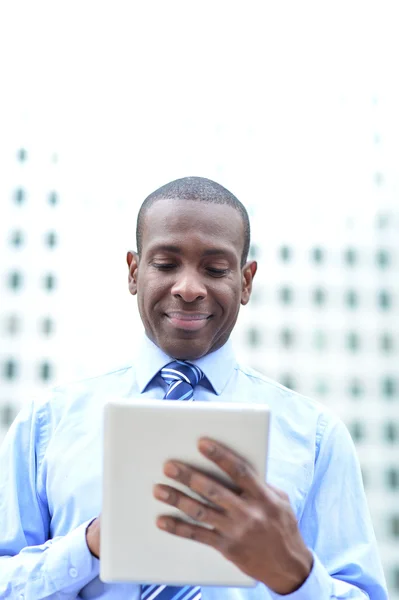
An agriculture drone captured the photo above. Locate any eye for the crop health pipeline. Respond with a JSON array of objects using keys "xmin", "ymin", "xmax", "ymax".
[
  {"xmin": 207, "ymin": 268, "xmax": 230, "ymax": 277},
  {"xmin": 152, "ymin": 263, "xmax": 176, "ymax": 270}
]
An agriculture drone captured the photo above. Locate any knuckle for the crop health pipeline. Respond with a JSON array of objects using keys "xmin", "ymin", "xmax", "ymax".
[
  {"xmin": 184, "ymin": 499, "xmax": 207, "ymax": 522},
  {"xmin": 235, "ymin": 461, "xmax": 249, "ymax": 478},
  {"xmin": 180, "ymin": 468, "xmax": 193, "ymax": 486},
  {"xmin": 208, "ymin": 445, "xmax": 221, "ymax": 459},
  {"xmin": 206, "ymin": 484, "xmax": 220, "ymax": 499},
  {"xmin": 177, "ymin": 522, "xmax": 193, "ymax": 538},
  {"xmin": 167, "ymin": 489, "xmax": 178, "ymax": 506},
  {"xmin": 193, "ymin": 505, "xmax": 207, "ymax": 521},
  {"xmin": 267, "ymin": 497, "xmax": 281, "ymax": 518},
  {"xmin": 166, "ymin": 519, "xmax": 177, "ymax": 534},
  {"xmin": 248, "ymin": 504, "xmax": 265, "ymax": 525}
]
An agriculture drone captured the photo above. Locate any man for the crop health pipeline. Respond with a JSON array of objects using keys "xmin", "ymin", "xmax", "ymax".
[{"xmin": 0, "ymin": 176, "xmax": 388, "ymax": 599}]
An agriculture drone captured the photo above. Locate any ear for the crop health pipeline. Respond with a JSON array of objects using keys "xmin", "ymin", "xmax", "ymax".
[
  {"xmin": 126, "ymin": 251, "xmax": 139, "ymax": 296},
  {"xmin": 241, "ymin": 261, "xmax": 257, "ymax": 305}
]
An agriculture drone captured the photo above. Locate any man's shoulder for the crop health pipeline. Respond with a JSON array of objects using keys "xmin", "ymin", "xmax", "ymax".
[
  {"xmin": 33, "ymin": 363, "xmax": 134, "ymax": 422},
  {"xmin": 235, "ymin": 362, "xmax": 337, "ymax": 425},
  {"xmin": 235, "ymin": 363, "xmax": 345, "ymax": 470}
]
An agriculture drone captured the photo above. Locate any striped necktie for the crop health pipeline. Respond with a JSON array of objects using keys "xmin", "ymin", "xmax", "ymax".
[{"xmin": 140, "ymin": 360, "xmax": 204, "ymax": 600}]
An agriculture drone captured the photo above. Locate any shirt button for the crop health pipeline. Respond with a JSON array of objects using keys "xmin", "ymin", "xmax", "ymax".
[{"xmin": 69, "ymin": 567, "xmax": 78, "ymax": 578}]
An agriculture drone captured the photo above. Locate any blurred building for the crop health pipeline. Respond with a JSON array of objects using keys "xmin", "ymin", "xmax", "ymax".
[
  {"xmin": 1, "ymin": 145, "xmax": 398, "ymax": 597},
  {"xmin": 233, "ymin": 206, "xmax": 399, "ymax": 594}
]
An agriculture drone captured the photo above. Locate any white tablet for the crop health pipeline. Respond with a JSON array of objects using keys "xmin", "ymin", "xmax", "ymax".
[{"xmin": 100, "ymin": 399, "xmax": 270, "ymax": 587}]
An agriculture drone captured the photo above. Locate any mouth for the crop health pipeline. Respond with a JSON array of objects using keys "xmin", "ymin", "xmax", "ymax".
[{"xmin": 165, "ymin": 312, "xmax": 212, "ymax": 332}]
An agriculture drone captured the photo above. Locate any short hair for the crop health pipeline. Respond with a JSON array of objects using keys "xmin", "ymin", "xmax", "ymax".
[{"xmin": 136, "ymin": 176, "xmax": 250, "ymax": 267}]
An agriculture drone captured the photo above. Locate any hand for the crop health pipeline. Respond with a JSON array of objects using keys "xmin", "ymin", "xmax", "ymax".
[
  {"xmin": 153, "ymin": 438, "xmax": 313, "ymax": 595},
  {"xmin": 86, "ymin": 516, "xmax": 101, "ymax": 559}
]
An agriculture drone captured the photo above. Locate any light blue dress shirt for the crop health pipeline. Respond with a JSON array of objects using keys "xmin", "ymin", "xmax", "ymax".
[{"xmin": 0, "ymin": 336, "xmax": 388, "ymax": 599}]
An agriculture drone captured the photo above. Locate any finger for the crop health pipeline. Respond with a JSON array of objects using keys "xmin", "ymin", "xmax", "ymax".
[
  {"xmin": 153, "ymin": 484, "xmax": 230, "ymax": 532},
  {"xmin": 157, "ymin": 515, "xmax": 222, "ymax": 549},
  {"xmin": 163, "ymin": 461, "xmax": 244, "ymax": 514},
  {"xmin": 197, "ymin": 438, "xmax": 263, "ymax": 498}
]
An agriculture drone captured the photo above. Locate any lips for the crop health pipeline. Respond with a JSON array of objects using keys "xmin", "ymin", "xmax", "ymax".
[{"xmin": 165, "ymin": 312, "xmax": 211, "ymax": 331}]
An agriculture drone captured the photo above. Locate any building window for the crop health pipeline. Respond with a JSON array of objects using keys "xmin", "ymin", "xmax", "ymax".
[
  {"xmin": 0, "ymin": 404, "xmax": 16, "ymax": 426},
  {"xmin": 347, "ymin": 332, "xmax": 361, "ymax": 352},
  {"xmin": 3, "ymin": 360, "xmax": 18, "ymax": 380},
  {"xmin": 5, "ymin": 315, "xmax": 20, "ymax": 335},
  {"xmin": 313, "ymin": 287, "xmax": 327, "ymax": 306},
  {"xmin": 17, "ymin": 148, "xmax": 27, "ymax": 162},
  {"xmin": 280, "ymin": 328, "xmax": 295, "ymax": 348},
  {"xmin": 380, "ymin": 333, "xmax": 394, "ymax": 353},
  {"xmin": 280, "ymin": 374, "xmax": 296, "ymax": 391},
  {"xmin": 378, "ymin": 290, "xmax": 392, "ymax": 310},
  {"xmin": 249, "ymin": 244, "xmax": 259, "ymax": 259},
  {"xmin": 279, "ymin": 287, "xmax": 293, "ymax": 304},
  {"xmin": 344, "ymin": 248, "xmax": 357, "ymax": 266},
  {"xmin": 311, "ymin": 247, "xmax": 325, "ymax": 264},
  {"xmin": 14, "ymin": 188, "xmax": 25, "ymax": 204},
  {"xmin": 376, "ymin": 213, "xmax": 390, "ymax": 229},
  {"xmin": 10, "ymin": 230, "xmax": 24, "ymax": 247},
  {"xmin": 374, "ymin": 172, "xmax": 384, "ymax": 186},
  {"xmin": 45, "ymin": 231, "xmax": 57, "ymax": 248},
  {"xmin": 43, "ymin": 274, "xmax": 56, "ymax": 291},
  {"xmin": 315, "ymin": 378, "xmax": 329, "ymax": 396},
  {"xmin": 279, "ymin": 246, "xmax": 292, "ymax": 262},
  {"xmin": 39, "ymin": 362, "xmax": 53, "ymax": 381},
  {"xmin": 384, "ymin": 423, "xmax": 398, "ymax": 443},
  {"xmin": 389, "ymin": 515, "xmax": 399, "ymax": 538},
  {"xmin": 247, "ymin": 327, "xmax": 261, "ymax": 348},
  {"xmin": 314, "ymin": 330, "xmax": 327, "ymax": 351},
  {"xmin": 349, "ymin": 378, "xmax": 364, "ymax": 399},
  {"xmin": 8, "ymin": 271, "xmax": 23, "ymax": 291},
  {"xmin": 386, "ymin": 468, "xmax": 399, "ymax": 490},
  {"xmin": 382, "ymin": 377, "xmax": 397, "ymax": 399},
  {"xmin": 349, "ymin": 421, "xmax": 364, "ymax": 442},
  {"xmin": 376, "ymin": 249, "xmax": 390, "ymax": 268},
  {"xmin": 41, "ymin": 317, "xmax": 54, "ymax": 336},
  {"xmin": 249, "ymin": 288, "xmax": 262, "ymax": 305},
  {"xmin": 48, "ymin": 191, "xmax": 59, "ymax": 206},
  {"xmin": 345, "ymin": 290, "xmax": 359, "ymax": 309}
]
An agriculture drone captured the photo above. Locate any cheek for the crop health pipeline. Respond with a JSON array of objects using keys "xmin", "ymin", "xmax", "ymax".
[
  {"xmin": 213, "ymin": 281, "xmax": 242, "ymax": 312},
  {"xmin": 137, "ymin": 275, "xmax": 168, "ymax": 309}
]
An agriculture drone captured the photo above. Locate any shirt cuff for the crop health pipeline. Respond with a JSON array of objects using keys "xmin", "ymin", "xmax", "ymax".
[
  {"xmin": 45, "ymin": 518, "xmax": 100, "ymax": 594},
  {"xmin": 268, "ymin": 552, "xmax": 332, "ymax": 600}
]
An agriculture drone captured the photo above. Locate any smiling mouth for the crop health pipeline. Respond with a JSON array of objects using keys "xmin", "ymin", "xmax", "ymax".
[{"xmin": 165, "ymin": 312, "xmax": 212, "ymax": 331}]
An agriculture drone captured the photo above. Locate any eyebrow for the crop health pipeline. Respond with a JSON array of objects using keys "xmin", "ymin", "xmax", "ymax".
[{"xmin": 151, "ymin": 245, "xmax": 233, "ymax": 258}]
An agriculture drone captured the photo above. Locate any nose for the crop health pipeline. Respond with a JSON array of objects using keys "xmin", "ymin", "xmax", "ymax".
[{"xmin": 170, "ymin": 268, "xmax": 207, "ymax": 302}]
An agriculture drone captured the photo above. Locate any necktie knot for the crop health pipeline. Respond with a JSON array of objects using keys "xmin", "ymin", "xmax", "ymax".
[{"xmin": 161, "ymin": 360, "xmax": 204, "ymax": 400}]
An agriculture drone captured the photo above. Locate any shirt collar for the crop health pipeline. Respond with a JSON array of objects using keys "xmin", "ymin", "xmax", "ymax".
[{"xmin": 134, "ymin": 334, "xmax": 237, "ymax": 396}]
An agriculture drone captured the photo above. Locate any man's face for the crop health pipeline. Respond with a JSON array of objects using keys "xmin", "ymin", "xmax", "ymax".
[{"xmin": 127, "ymin": 199, "xmax": 257, "ymax": 360}]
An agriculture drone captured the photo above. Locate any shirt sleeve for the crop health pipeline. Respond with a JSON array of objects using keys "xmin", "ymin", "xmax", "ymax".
[
  {"xmin": 268, "ymin": 415, "xmax": 388, "ymax": 600},
  {"xmin": 0, "ymin": 398, "xmax": 100, "ymax": 599}
]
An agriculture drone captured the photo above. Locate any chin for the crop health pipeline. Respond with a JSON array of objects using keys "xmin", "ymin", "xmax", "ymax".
[{"xmin": 163, "ymin": 337, "xmax": 211, "ymax": 361}]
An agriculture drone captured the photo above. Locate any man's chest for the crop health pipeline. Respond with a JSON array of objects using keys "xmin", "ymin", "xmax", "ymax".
[{"xmin": 44, "ymin": 410, "xmax": 313, "ymax": 538}]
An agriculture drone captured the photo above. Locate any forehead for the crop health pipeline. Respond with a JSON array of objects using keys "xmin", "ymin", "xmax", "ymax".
[{"xmin": 141, "ymin": 198, "xmax": 245, "ymax": 254}]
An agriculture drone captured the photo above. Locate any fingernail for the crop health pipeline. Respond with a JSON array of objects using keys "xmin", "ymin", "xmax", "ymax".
[
  {"xmin": 154, "ymin": 486, "xmax": 169, "ymax": 500},
  {"xmin": 164, "ymin": 463, "xmax": 180, "ymax": 477},
  {"xmin": 201, "ymin": 440, "xmax": 216, "ymax": 455},
  {"xmin": 157, "ymin": 518, "xmax": 168, "ymax": 530}
]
